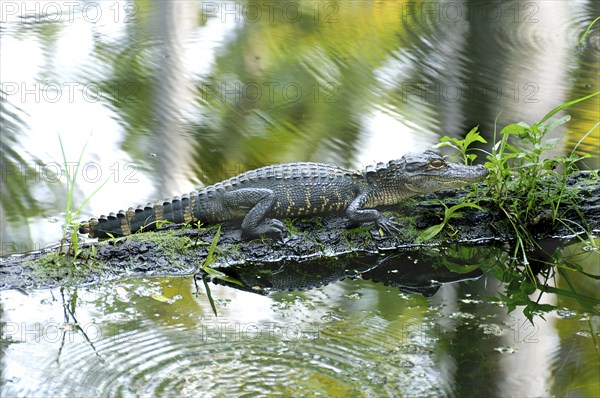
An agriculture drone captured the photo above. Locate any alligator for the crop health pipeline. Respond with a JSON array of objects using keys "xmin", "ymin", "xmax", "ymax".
[{"xmin": 79, "ymin": 150, "xmax": 488, "ymax": 240}]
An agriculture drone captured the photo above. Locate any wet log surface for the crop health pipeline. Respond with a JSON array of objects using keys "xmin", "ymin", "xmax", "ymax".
[{"xmin": 1, "ymin": 172, "xmax": 598, "ymax": 292}]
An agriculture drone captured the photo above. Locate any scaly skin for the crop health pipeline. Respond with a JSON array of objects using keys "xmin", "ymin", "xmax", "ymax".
[{"xmin": 79, "ymin": 150, "xmax": 488, "ymax": 240}]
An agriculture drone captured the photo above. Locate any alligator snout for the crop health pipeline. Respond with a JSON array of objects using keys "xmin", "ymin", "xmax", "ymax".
[
  {"xmin": 474, "ymin": 164, "xmax": 489, "ymax": 180},
  {"xmin": 474, "ymin": 164, "xmax": 488, "ymax": 172}
]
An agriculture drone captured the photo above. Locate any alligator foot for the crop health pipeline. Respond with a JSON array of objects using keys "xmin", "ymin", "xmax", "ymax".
[
  {"xmin": 242, "ymin": 218, "xmax": 288, "ymax": 241},
  {"xmin": 376, "ymin": 215, "xmax": 401, "ymax": 235}
]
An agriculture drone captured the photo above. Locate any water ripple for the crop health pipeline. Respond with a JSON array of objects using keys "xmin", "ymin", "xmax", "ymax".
[{"xmin": 2, "ymin": 285, "xmax": 449, "ymax": 397}]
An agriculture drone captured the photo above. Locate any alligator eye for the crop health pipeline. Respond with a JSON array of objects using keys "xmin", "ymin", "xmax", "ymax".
[{"xmin": 429, "ymin": 159, "xmax": 446, "ymax": 168}]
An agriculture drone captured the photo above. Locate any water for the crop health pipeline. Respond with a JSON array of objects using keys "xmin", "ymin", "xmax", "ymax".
[
  {"xmin": 1, "ymin": 0, "xmax": 599, "ymax": 396},
  {"xmin": 1, "ymin": 242, "xmax": 598, "ymax": 396},
  {"xmin": 2, "ymin": 268, "xmax": 597, "ymax": 397}
]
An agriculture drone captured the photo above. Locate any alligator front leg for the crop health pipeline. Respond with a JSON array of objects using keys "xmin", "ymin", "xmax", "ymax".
[
  {"xmin": 346, "ymin": 190, "xmax": 401, "ymax": 235},
  {"xmin": 223, "ymin": 188, "xmax": 287, "ymax": 240}
]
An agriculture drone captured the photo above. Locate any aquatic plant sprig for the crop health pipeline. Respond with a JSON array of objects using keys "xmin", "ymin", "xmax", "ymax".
[
  {"xmin": 434, "ymin": 92, "xmax": 599, "ymax": 321},
  {"xmin": 576, "ymin": 16, "xmax": 600, "ymax": 46},
  {"xmin": 59, "ymin": 134, "xmax": 109, "ymax": 258},
  {"xmin": 436, "ymin": 125, "xmax": 488, "ymax": 165},
  {"xmin": 484, "ymin": 92, "xmax": 599, "ymax": 267},
  {"xmin": 194, "ymin": 226, "xmax": 244, "ymax": 316}
]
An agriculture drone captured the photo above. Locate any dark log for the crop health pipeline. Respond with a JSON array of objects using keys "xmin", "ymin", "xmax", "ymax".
[{"xmin": 1, "ymin": 172, "xmax": 598, "ymax": 292}]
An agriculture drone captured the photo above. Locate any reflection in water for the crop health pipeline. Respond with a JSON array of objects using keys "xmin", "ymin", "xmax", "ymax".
[
  {"xmin": 0, "ymin": 94, "xmax": 41, "ymax": 233},
  {"xmin": 210, "ymin": 247, "xmax": 486, "ymax": 297},
  {"xmin": 151, "ymin": 1, "xmax": 199, "ymax": 195}
]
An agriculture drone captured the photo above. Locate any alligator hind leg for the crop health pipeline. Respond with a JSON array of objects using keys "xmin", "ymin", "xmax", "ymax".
[{"xmin": 223, "ymin": 188, "xmax": 287, "ymax": 240}]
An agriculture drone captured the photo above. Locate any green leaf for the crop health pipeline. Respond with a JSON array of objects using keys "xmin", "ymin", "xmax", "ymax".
[
  {"xmin": 500, "ymin": 123, "xmax": 527, "ymax": 136},
  {"xmin": 70, "ymin": 227, "xmax": 79, "ymax": 256},
  {"xmin": 438, "ymin": 135, "xmax": 456, "ymax": 143},
  {"xmin": 576, "ymin": 16, "xmax": 600, "ymax": 46},
  {"xmin": 434, "ymin": 136, "xmax": 460, "ymax": 150},
  {"xmin": 202, "ymin": 276, "xmax": 218, "ymax": 317},
  {"xmin": 542, "ymin": 284, "xmax": 600, "ymax": 305},
  {"xmin": 202, "ymin": 266, "xmax": 244, "ymax": 286},
  {"xmin": 417, "ymin": 224, "xmax": 444, "ymax": 243},
  {"xmin": 151, "ymin": 294, "xmax": 174, "ymax": 304},
  {"xmin": 503, "ymin": 142, "xmax": 522, "ymax": 155},
  {"xmin": 443, "ymin": 262, "xmax": 481, "ymax": 274},
  {"xmin": 464, "ymin": 126, "xmax": 487, "ymax": 145},
  {"xmin": 542, "ymin": 114, "xmax": 571, "ymax": 133},
  {"xmin": 442, "ymin": 202, "xmax": 482, "ymax": 223},
  {"xmin": 203, "ymin": 226, "xmax": 221, "ymax": 268},
  {"xmin": 570, "ymin": 121, "xmax": 599, "ymax": 156},
  {"xmin": 538, "ymin": 92, "xmax": 600, "ymax": 125},
  {"xmin": 416, "ymin": 202, "xmax": 482, "ymax": 243},
  {"xmin": 543, "ymin": 138, "xmax": 561, "ymax": 149}
]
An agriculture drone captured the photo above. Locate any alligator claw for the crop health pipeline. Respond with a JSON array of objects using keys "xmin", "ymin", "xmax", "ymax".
[
  {"xmin": 265, "ymin": 219, "xmax": 288, "ymax": 241},
  {"xmin": 376, "ymin": 216, "xmax": 401, "ymax": 235},
  {"xmin": 244, "ymin": 218, "xmax": 288, "ymax": 241}
]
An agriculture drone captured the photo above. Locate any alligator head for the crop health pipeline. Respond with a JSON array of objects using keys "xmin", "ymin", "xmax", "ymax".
[
  {"xmin": 400, "ymin": 150, "xmax": 488, "ymax": 193},
  {"xmin": 364, "ymin": 150, "xmax": 488, "ymax": 205}
]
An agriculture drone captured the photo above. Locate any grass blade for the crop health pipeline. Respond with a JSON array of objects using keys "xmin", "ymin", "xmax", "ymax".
[{"xmin": 538, "ymin": 92, "xmax": 600, "ymax": 125}]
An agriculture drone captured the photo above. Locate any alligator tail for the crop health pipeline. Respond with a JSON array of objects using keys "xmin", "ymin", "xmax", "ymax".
[{"xmin": 79, "ymin": 193, "xmax": 200, "ymax": 239}]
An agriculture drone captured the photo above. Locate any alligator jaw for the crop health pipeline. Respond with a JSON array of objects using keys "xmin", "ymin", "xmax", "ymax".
[{"xmin": 402, "ymin": 161, "xmax": 488, "ymax": 195}]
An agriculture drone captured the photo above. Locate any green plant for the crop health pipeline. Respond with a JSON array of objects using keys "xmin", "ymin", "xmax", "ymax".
[
  {"xmin": 436, "ymin": 93, "xmax": 598, "ymax": 269},
  {"xmin": 194, "ymin": 226, "xmax": 243, "ymax": 316},
  {"xmin": 58, "ymin": 135, "xmax": 109, "ymax": 258},
  {"xmin": 283, "ymin": 219, "xmax": 304, "ymax": 236},
  {"xmin": 576, "ymin": 16, "xmax": 600, "ymax": 46},
  {"xmin": 484, "ymin": 92, "xmax": 599, "ymax": 267},
  {"xmin": 416, "ymin": 202, "xmax": 483, "ymax": 243},
  {"xmin": 437, "ymin": 126, "xmax": 488, "ymax": 164},
  {"xmin": 434, "ymin": 93, "xmax": 599, "ymax": 320}
]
